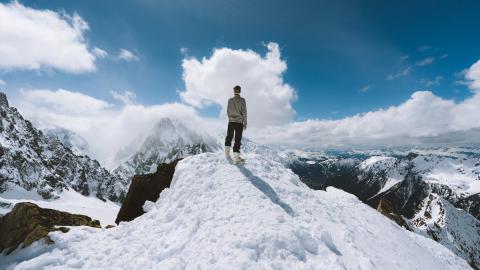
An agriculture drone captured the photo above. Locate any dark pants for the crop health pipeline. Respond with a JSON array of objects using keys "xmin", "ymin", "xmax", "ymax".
[{"xmin": 225, "ymin": 122, "xmax": 243, "ymax": 153}]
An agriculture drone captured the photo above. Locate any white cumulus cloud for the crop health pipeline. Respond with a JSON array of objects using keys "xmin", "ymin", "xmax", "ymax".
[
  {"xmin": 0, "ymin": 2, "xmax": 96, "ymax": 73},
  {"xmin": 465, "ymin": 59, "xmax": 480, "ymax": 91},
  {"xmin": 180, "ymin": 42, "xmax": 296, "ymax": 128},
  {"xmin": 251, "ymin": 91, "xmax": 480, "ymax": 148}
]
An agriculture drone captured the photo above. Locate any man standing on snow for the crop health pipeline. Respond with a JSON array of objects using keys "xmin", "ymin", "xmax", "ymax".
[{"xmin": 225, "ymin": 85, "xmax": 247, "ymax": 162}]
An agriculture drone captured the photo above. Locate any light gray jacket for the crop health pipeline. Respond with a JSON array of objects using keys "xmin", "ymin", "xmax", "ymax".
[{"xmin": 227, "ymin": 95, "xmax": 247, "ymax": 125}]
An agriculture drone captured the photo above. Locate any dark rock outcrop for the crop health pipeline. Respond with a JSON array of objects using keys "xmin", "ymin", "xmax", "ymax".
[
  {"xmin": 115, "ymin": 159, "xmax": 181, "ymax": 224},
  {"xmin": 456, "ymin": 193, "xmax": 480, "ymax": 220},
  {"xmin": 0, "ymin": 202, "xmax": 100, "ymax": 254},
  {"xmin": 376, "ymin": 197, "xmax": 411, "ymax": 230}
]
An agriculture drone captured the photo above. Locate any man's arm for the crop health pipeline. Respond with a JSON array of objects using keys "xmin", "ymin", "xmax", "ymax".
[{"xmin": 242, "ymin": 98, "xmax": 247, "ymax": 129}]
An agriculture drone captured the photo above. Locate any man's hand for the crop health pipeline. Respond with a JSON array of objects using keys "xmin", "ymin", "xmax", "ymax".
[{"xmin": 243, "ymin": 123, "xmax": 247, "ymax": 130}]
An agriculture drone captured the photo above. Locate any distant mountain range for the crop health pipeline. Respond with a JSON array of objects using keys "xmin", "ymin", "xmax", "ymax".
[
  {"xmin": 0, "ymin": 92, "xmax": 216, "ymax": 203},
  {"xmin": 285, "ymin": 148, "xmax": 480, "ymax": 269}
]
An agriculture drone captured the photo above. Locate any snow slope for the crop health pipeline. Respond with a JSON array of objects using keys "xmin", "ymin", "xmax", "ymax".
[
  {"xmin": 2, "ymin": 153, "xmax": 470, "ymax": 270},
  {"xmin": 0, "ymin": 188, "xmax": 119, "ymax": 226}
]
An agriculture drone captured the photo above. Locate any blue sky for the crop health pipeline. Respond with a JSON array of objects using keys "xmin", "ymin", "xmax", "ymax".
[{"xmin": 2, "ymin": 0, "xmax": 480, "ymax": 120}]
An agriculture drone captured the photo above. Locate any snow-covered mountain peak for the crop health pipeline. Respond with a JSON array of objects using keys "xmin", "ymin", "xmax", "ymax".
[
  {"xmin": 0, "ymin": 92, "xmax": 126, "ymax": 202},
  {"xmin": 43, "ymin": 126, "xmax": 90, "ymax": 156},
  {"xmin": 8, "ymin": 153, "xmax": 472, "ymax": 269},
  {"xmin": 112, "ymin": 117, "xmax": 218, "ymax": 180},
  {"xmin": 359, "ymin": 155, "xmax": 397, "ymax": 170}
]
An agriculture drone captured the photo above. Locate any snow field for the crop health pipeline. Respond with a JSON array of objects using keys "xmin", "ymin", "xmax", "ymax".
[
  {"xmin": 2, "ymin": 152, "xmax": 471, "ymax": 270},
  {"xmin": 0, "ymin": 188, "xmax": 119, "ymax": 226}
]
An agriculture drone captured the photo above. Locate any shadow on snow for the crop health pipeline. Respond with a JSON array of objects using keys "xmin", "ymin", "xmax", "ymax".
[{"xmin": 235, "ymin": 163, "xmax": 295, "ymax": 217}]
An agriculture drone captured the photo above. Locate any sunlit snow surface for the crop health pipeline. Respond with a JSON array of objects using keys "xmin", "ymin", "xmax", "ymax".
[
  {"xmin": 1, "ymin": 153, "xmax": 470, "ymax": 270},
  {"xmin": 0, "ymin": 188, "xmax": 119, "ymax": 226}
]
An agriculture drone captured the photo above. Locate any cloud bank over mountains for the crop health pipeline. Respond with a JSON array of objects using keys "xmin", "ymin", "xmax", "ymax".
[
  {"xmin": 16, "ymin": 89, "xmax": 217, "ymax": 167},
  {"xmin": 13, "ymin": 42, "xmax": 480, "ymax": 164},
  {"xmin": 3, "ymin": 2, "xmax": 480, "ymax": 162},
  {"xmin": 253, "ymin": 90, "xmax": 480, "ymax": 148}
]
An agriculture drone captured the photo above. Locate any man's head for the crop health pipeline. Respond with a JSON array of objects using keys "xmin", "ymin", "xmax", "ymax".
[{"xmin": 233, "ymin": 85, "xmax": 241, "ymax": 95}]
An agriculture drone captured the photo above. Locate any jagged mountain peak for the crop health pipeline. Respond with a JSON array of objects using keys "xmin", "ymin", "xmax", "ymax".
[
  {"xmin": 143, "ymin": 117, "xmax": 211, "ymax": 147},
  {"xmin": 43, "ymin": 126, "xmax": 90, "ymax": 156},
  {"xmin": 0, "ymin": 92, "xmax": 126, "ymax": 202},
  {"xmin": 0, "ymin": 91, "xmax": 8, "ymax": 108},
  {"xmin": 112, "ymin": 117, "xmax": 218, "ymax": 181}
]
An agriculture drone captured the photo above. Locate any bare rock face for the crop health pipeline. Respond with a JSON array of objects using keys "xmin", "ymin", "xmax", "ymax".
[
  {"xmin": 0, "ymin": 202, "xmax": 100, "ymax": 254},
  {"xmin": 115, "ymin": 159, "xmax": 181, "ymax": 224},
  {"xmin": 376, "ymin": 197, "xmax": 411, "ymax": 230}
]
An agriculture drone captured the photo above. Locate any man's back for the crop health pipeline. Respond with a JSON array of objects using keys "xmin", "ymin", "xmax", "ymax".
[{"xmin": 227, "ymin": 95, "xmax": 247, "ymax": 124}]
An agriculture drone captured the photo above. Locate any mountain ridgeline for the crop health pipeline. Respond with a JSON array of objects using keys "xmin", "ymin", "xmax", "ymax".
[
  {"xmin": 0, "ymin": 92, "xmax": 216, "ymax": 203},
  {"xmin": 286, "ymin": 149, "xmax": 480, "ymax": 269},
  {"xmin": 0, "ymin": 92, "xmax": 127, "ymax": 202}
]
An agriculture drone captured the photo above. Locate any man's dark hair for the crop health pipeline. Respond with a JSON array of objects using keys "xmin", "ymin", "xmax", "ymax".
[{"xmin": 234, "ymin": 85, "xmax": 241, "ymax": 93}]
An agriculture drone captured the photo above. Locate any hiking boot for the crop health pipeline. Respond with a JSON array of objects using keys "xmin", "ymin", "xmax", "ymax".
[
  {"xmin": 224, "ymin": 146, "xmax": 231, "ymax": 157},
  {"xmin": 232, "ymin": 152, "xmax": 245, "ymax": 163}
]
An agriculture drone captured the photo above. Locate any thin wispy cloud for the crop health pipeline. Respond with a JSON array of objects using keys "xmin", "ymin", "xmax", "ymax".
[
  {"xmin": 93, "ymin": 47, "xmax": 108, "ymax": 58},
  {"xmin": 180, "ymin": 47, "xmax": 189, "ymax": 55},
  {"xmin": 418, "ymin": 45, "xmax": 432, "ymax": 52},
  {"xmin": 419, "ymin": 76, "xmax": 443, "ymax": 87},
  {"xmin": 416, "ymin": 57, "xmax": 435, "ymax": 66},
  {"xmin": 118, "ymin": 49, "xmax": 139, "ymax": 61},
  {"xmin": 0, "ymin": 79, "xmax": 5, "ymax": 86},
  {"xmin": 387, "ymin": 57, "xmax": 435, "ymax": 80},
  {"xmin": 386, "ymin": 66, "xmax": 413, "ymax": 80},
  {"xmin": 360, "ymin": 85, "xmax": 371, "ymax": 93}
]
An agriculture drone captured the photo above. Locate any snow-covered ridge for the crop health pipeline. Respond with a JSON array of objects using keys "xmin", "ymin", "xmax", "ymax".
[
  {"xmin": 0, "ymin": 92, "xmax": 127, "ymax": 202},
  {"xmin": 4, "ymin": 153, "xmax": 471, "ymax": 269},
  {"xmin": 409, "ymin": 193, "xmax": 480, "ymax": 267}
]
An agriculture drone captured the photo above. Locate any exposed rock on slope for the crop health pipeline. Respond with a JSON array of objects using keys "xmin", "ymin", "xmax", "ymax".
[
  {"xmin": 409, "ymin": 194, "xmax": 480, "ymax": 269},
  {"xmin": 115, "ymin": 159, "xmax": 180, "ymax": 224},
  {"xmin": 0, "ymin": 202, "xmax": 100, "ymax": 254},
  {"xmin": 0, "ymin": 92, "xmax": 127, "ymax": 202}
]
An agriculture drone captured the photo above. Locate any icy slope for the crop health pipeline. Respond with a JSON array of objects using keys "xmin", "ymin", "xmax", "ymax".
[{"xmin": 4, "ymin": 153, "xmax": 471, "ymax": 270}]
